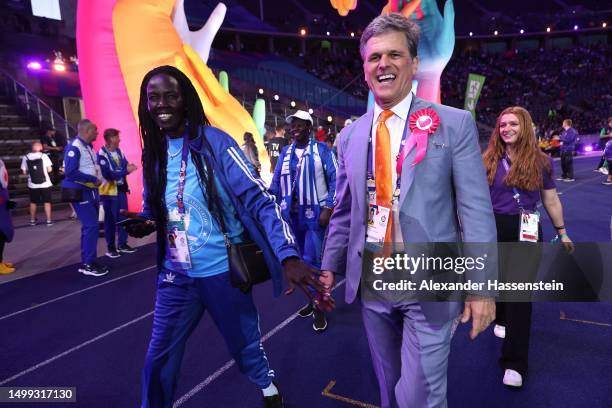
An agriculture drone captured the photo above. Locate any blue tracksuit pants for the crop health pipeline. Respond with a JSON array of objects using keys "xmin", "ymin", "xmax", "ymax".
[
  {"xmin": 73, "ymin": 189, "xmax": 99, "ymax": 265},
  {"xmin": 101, "ymin": 192, "xmax": 128, "ymax": 251},
  {"xmin": 141, "ymin": 270, "xmax": 274, "ymax": 408}
]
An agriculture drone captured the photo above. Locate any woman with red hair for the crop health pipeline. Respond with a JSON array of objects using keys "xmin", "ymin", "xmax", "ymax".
[{"xmin": 483, "ymin": 106, "xmax": 574, "ymax": 388}]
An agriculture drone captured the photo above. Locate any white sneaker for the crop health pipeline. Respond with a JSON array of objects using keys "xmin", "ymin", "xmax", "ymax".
[
  {"xmin": 599, "ymin": 167, "xmax": 609, "ymax": 175},
  {"xmin": 503, "ymin": 369, "xmax": 523, "ymax": 387},
  {"xmin": 494, "ymin": 324, "xmax": 506, "ymax": 338}
]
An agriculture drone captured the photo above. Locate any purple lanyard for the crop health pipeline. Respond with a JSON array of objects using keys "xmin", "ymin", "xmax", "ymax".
[
  {"xmin": 176, "ymin": 133, "xmax": 191, "ymax": 217},
  {"xmin": 501, "ymin": 156, "xmax": 525, "ymax": 210}
]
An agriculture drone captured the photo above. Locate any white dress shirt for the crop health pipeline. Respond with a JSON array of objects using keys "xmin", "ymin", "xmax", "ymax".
[
  {"xmin": 370, "ymin": 92, "xmax": 414, "ymax": 244},
  {"xmin": 371, "ymin": 92, "xmax": 413, "ymax": 190}
]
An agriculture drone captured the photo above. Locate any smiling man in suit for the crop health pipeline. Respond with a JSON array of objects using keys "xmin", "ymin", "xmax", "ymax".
[{"xmin": 320, "ymin": 13, "xmax": 497, "ymax": 408}]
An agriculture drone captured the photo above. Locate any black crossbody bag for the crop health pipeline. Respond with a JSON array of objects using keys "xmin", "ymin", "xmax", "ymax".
[{"xmin": 217, "ymin": 210, "xmax": 271, "ymax": 293}]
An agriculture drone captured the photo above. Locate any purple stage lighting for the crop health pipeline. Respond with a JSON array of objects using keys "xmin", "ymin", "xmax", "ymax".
[
  {"xmin": 27, "ymin": 61, "xmax": 42, "ymax": 70},
  {"xmin": 584, "ymin": 145, "xmax": 593, "ymax": 152}
]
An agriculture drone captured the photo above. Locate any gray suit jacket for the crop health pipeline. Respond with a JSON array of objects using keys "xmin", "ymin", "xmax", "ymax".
[{"xmin": 321, "ymin": 96, "xmax": 497, "ymax": 323}]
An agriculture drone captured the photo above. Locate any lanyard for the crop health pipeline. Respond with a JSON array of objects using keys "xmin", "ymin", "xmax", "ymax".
[
  {"xmin": 102, "ymin": 146, "xmax": 122, "ymax": 171},
  {"xmin": 367, "ymin": 110, "xmax": 411, "ymax": 194},
  {"xmin": 501, "ymin": 156, "xmax": 525, "ymax": 210},
  {"xmin": 176, "ymin": 133, "xmax": 191, "ymax": 217}
]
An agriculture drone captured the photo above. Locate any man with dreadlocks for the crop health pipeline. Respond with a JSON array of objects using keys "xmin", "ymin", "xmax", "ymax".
[{"xmin": 124, "ymin": 65, "xmax": 327, "ymax": 408}]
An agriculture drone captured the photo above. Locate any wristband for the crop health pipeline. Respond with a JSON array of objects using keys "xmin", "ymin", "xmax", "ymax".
[
  {"xmin": 554, "ymin": 225, "xmax": 565, "ymax": 231},
  {"xmin": 557, "ymin": 233, "xmax": 569, "ymax": 239}
]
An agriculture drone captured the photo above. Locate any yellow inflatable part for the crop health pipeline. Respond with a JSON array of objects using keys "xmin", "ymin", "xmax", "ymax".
[
  {"xmin": 330, "ymin": 0, "xmax": 357, "ymax": 16},
  {"xmin": 112, "ymin": 0, "xmax": 269, "ymax": 170}
]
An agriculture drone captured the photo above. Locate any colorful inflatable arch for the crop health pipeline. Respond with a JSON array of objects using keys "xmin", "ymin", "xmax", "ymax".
[{"xmin": 76, "ymin": 0, "xmax": 268, "ymax": 210}]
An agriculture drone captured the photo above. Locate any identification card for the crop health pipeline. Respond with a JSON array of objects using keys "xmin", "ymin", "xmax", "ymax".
[
  {"xmin": 367, "ymin": 178, "xmax": 376, "ymax": 204},
  {"xmin": 519, "ymin": 210, "xmax": 539, "ymax": 243},
  {"xmin": 366, "ymin": 204, "xmax": 390, "ymax": 243},
  {"xmin": 167, "ymin": 219, "xmax": 192, "ymax": 269}
]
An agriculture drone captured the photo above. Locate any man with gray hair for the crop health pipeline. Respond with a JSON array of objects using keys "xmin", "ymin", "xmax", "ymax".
[
  {"xmin": 321, "ymin": 13, "xmax": 497, "ymax": 407},
  {"xmin": 62, "ymin": 119, "xmax": 108, "ymax": 276}
]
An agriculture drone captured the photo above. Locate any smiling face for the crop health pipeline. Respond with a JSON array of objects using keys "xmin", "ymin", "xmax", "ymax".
[
  {"xmin": 499, "ymin": 113, "xmax": 521, "ymax": 146},
  {"xmin": 290, "ymin": 118, "xmax": 312, "ymax": 145},
  {"xmin": 146, "ymin": 74, "xmax": 186, "ymax": 137},
  {"xmin": 363, "ymin": 30, "xmax": 418, "ymax": 110}
]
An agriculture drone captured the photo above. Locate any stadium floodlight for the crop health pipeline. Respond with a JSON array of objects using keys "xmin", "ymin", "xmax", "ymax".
[
  {"xmin": 27, "ymin": 61, "xmax": 42, "ymax": 70},
  {"xmin": 274, "ymin": 94, "xmax": 279, "ymax": 101},
  {"xmin": 258, "ymin": 88, "xmax": 264, "ymax": 95},
  {"xmin": 308, "ymin": 108, "xmax": 313, "ymax": 114},
  {"xmin": 53, "ymin": 63, "xmax": 66, "ymax": 72},
  {"xmin": 327, "ymin": 116, "xmax": 333, "ymax": 122},
  {"xmin": 546, "ymin": 27, "xmax": 551, "ymax": 32},
  {"xmin": 350, "ymin": 32, "xmax": 355, "ymax": 37},
  {"xmin": 300, "ymin": 28, "xmax": 307, "ymax": 36},
  {"xmin": 520, "ymin": 29, "xmax": 524, "ymax": 34},
  {"xmin": 469, "ymin": 32, "xmax": 473, "ymax": 37},
  {"xmin": 603, "ymin": 22, "xmax": 607, "ymax": 28},
  {"xmin": 494, "ymin": 30, "xmax": 498, "ymax": 36},
  {"xmin": 290, "ymin": 101, "xmax": 296, "ymax": 108},
  {"xmin": 574, "ymin": 25, "xmax": 578, "ymax": 30}
]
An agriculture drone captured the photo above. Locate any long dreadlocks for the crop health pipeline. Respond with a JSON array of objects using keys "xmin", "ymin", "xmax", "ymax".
[{"xmin": 137, "ymin": 65, "xmax": 225, "ymax": 264}]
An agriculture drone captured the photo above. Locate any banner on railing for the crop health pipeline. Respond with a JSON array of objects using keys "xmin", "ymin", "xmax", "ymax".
[{"xmin": 463, "ymin": 73, "xmax": 486, "ymax": 120}]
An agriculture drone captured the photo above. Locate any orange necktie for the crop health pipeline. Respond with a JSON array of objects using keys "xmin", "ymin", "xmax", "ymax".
[{"xmin": 375, "ymin": 110, "xmax": 394, "ymax": 244}]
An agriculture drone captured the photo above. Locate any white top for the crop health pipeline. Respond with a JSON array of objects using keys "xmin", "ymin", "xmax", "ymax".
[
  {"xmin": 21, "ymin": 152, "xmax": 53, "ymax": 188},
  {"xmin": 370, "ymin": 92, "xmax": 413, "ymax": 244},
  {"xmin": 294, "ymin": 147, "xmax": 306, "ymax": 162}
]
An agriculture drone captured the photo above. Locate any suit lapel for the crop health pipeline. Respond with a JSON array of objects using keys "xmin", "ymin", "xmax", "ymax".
[
  {"xmin": 399, "ymin": 97, "xmax": 431, "ymax": 209},
  {"xmin": 347, "ymin": 110, "xmax": 373, "ymax": 214}
]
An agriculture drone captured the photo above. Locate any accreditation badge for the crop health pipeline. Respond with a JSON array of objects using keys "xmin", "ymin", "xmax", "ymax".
[
  {"xmin": 366, "ymin": 204, "xmax": 390, "ymax": 243},
  {"xmin": 367, "ymin": 178, "xmax": 376, "ymax": 204},
  {"xmin": 167, "ymin": 219, "xmax": 192, "ymax": 270},
  {"xmin": 519, "ymin": 210, "xmax": 539, "ymax": 243}
]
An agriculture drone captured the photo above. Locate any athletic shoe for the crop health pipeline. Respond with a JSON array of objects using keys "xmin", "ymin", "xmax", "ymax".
[
  {"xmin": 29, "ymin": 219, "xmax": 37, "ymax": 226},
  {"xmin": 297, "ymin": 302, "xmax": 314, "ymax": 318},
  {"xmin": 503, "ymin": 369, "xmax": 523, "ymax": 387},
  {"xmin": 263, "ymin": 387, "xmax": 283, "ymax": 408},
  {"xmin": 96, "ymin": 263, "xmax": 110, "ymax": 272},
  {"xmin": 118, "ymin": 244, "xmax": 137, "ymax": 254},
  {"xmin": 313, "ymin": 308, "xmax": 328, "ymax": 332},
  {"xmin": 555, "ymin": 177, "xmax": 565, "ymax": 181},
  {"xmin": 602, "ymin": 180, "xmax": 612, "ymax": 186},
  {"xmin": 0, "ymin": 262, "xmax": 15, "ymax": 274},
  {"xmin": 78, "ymin": 264, "xmax": 109, "ymax": 277},
  {"xmin": 105, "ymin": 250, "xmax": 121, "ymax": 259},
  {"xmin": 493, "ymin": 324, "xmax": 506, "ymax": 339},
  {"xmin": 599, "ymin": 167, "xmax": 609, "ymax": 175},
  {"xmin": 46, "ymin": 220, "xmax": 54, "ymax": 226},
  {"xmin": 563, "ymin": 178, "xmax": 575, "ymax": 182}
]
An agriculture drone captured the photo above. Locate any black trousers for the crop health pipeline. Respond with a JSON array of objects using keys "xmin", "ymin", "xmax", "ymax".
[
  {"xmin": 560, "ymin": 151, "xmax": 574, "ymax": 179},
  {"xmin": 494, "ymin": 213, "xmax": 542, "ymax": 377}
]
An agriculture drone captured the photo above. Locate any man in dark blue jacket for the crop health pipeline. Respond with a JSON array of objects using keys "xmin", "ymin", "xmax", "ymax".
[
  {"xmin": 97, "ymin": 128, "xmax": 138, "ymax": 258},
  {"xmin": 559, "ymin": 119, "xmax": 577, "ymax": 182},
  {"xmin": 62, "ymin": 119, "xmax": 108, "ymax": 276},
  {"xmin": 124, "ymin": 66, "xmax": 327, "ymax": 408}
]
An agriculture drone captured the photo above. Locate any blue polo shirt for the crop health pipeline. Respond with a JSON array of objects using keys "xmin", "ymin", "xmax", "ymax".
[{"xmin": 163, "ymin": 136, "xmax": 243, "ymax": 277}]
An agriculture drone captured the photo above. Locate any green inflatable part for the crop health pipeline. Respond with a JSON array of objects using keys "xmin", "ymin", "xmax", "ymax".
[
  {"xmin": 219, "ymin": 71, "xmax": 229, "ymax": 92},
  {"xmin": 252, "ymin": 98, "xmax": 266, "ymax": 141}
]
